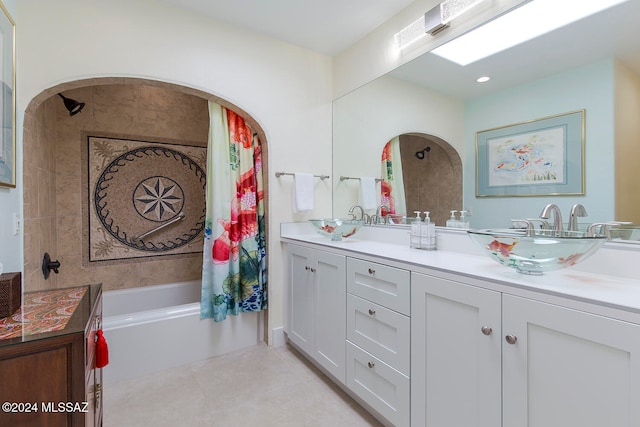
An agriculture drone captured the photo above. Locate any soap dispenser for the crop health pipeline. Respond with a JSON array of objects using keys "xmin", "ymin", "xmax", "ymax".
[
  {"xmin": 458, "ymin": 209, "xmax": 470, "ymax": 229},
  {"xmin": 410, "ymin": 211, "xmax": 422, "ymax": 249},
  {"xmin": 446, "ymin": 210, "xmax": 458, "ymax": 228},
  {"xmin": 421, "ymin": 211, "xmax": 437, "ymax": 250}
]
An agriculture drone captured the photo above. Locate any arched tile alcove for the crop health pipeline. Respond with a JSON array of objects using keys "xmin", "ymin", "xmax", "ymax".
[{"xmin": 22, "ymin": 77, "xmax": 269, "ymax": 292}]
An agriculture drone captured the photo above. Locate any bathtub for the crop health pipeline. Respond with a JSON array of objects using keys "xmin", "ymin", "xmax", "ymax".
[{"xmin": 102, "ymin": 280, "xmax": 262, "ymax": 385}]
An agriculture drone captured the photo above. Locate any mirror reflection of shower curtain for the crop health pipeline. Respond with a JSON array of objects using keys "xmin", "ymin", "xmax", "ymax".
[
  {"xmin": 201, "ymin": 102, "xmax": 267, "ymax": 322},
  {"xmin": 381, "ymin": 137, "xmax": 406, "ymax": 215}
]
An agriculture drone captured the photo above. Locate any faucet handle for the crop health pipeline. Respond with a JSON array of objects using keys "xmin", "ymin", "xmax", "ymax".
[
  {"xmin": 587, "ymin": 221, "xmax": 633, "ymax": 238},
  {"xmin": 511, "ymin": 219, "xmax": 535, "ymax": 237}
]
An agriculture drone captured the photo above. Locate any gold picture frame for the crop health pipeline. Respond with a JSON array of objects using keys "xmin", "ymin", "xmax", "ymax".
[
  {"xmin": 0, "ymin": 1, "xmax": 15, "ymax": 188},
  {"xmin": 476, "ymin": 110, "xmax": 585, "ymax": 198}
]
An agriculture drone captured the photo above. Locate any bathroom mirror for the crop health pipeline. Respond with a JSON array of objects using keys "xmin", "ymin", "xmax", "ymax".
[{"xmin": 333, "ymin": 0, "xmax": 640, "ymax": 235}]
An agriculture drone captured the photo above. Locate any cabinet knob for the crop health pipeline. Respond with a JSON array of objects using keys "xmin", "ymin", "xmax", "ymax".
[
  {"xmin": 310, "ymin": 268, "xmax": 316, "ymax": 273},
  {"xmin": 368, "ymin": 268, "xmax": 375, "ymax": 275},
  {"xmin": 367, "ymin": 361, "xmax": 375, "ymax": 369},
  {"xmin": 505, "ymin": 335, "xmax": 518, "ymax": 345},
  {"xmin": 368, "ymin": 309, "xmax": 376, "ymax": 316},
  {"xmin": 481, "ymin": 326, "xmax": 493, "ymax": 336},
  {"xmin": 305, "ymin": 266, "xmax": 310, "ymax": 271}
]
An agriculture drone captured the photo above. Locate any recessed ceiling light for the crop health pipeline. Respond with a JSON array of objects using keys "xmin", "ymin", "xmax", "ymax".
[
  {"xmin": 431, "ymin": 0, "xmax": 629, "ymax": 65},
  {"xmin": 477, "ymin": 76, "xmax": 490, "ymax": 83}
]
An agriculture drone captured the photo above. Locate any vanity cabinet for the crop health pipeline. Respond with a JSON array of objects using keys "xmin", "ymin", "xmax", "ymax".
[
  {"xmin": 412, "ymin": 272, "xmax": 640, "ymax": 427},
  {"xmin": 345, "ymin": 259, "xmax": 411, "ymax": 427},
  {"xmin": 287, "ymin": 244, "xmax": 346, "ymax": 382},
  {"xmin": 0, "ymin": 284, "xmax": 103, "ymax": 427},
  {"xmin": 410, "ymin": 272, "xmax": 501, "ymax": 427},
  {"xmin": 502, "ymin": 294, "xmax": 640, "ymax": 427}
]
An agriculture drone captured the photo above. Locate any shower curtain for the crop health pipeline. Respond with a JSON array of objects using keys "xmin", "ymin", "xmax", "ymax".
[
  {"xmin": 381, "ymin": 137, "xmax": 406, "ymax": 215},
  {"xmin": 201, "ymin": 102, "xmax": 267, "ymax": 322}
]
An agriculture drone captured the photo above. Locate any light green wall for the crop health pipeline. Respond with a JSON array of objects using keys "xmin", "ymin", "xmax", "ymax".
[{"xmin": 464, "ymin": 60, "xmax": 616, "ymax": 229}]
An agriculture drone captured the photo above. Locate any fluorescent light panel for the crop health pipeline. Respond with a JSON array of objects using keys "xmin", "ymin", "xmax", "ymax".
[{"xmin": 431, "ymin": 0, "xmax": 629, "ymax": 66}]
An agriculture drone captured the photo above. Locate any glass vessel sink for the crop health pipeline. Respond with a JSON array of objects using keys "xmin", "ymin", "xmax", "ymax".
[
  {"xmin": 467, "ymin": 228, "xmax": 607, "ymax": 275},
  {"xmin": 308, "ymin": 218, "xmax": 363, "ymax": 241}
]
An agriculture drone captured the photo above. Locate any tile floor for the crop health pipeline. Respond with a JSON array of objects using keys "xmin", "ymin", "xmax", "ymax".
[{"xmin": 104, "ymin": 343, "xmax": 384, "ymax": 427}]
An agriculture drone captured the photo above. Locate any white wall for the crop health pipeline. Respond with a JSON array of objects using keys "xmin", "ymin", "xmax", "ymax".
[
  {"xmin": 464, "ymin": 60, "xmax": 616, "ymax": 229},
  {"xmin": 333, "ymin": 75, "xmax": 464, "ymax": 217},
  {"xmin": 15, "ymin": 0, "xmax": 334, "ymax": 343},
  {"xmin": 0, "ymin": 0, "xmax": 20, "ymax": 273}
]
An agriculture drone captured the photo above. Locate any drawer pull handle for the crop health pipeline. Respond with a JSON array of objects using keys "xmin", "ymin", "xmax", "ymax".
[
  {"xmin": 505, "ymin": 335, "xmax": 518, "ymax": 345},
  {"xmin": 367, "ymin": 362, "xmax": 375, "ymax": 369},
  {"xmin": 368, "ymin": 309, "xmax": 376, "ymax": 316},
  {"xmin": 368, "ymin": 268, "xmax": 375, "ymax": 275},
  {"xmin": 481, "ymin": 326, "xmax": 492, "ymax": 336}
]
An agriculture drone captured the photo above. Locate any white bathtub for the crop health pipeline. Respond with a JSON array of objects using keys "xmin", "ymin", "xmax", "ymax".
[{"xmin": 102, "ymin": 280, "xmax": 262, "ymax": 385}]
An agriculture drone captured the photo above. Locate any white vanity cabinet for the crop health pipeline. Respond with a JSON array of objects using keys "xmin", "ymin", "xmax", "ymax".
[
  {"xmin": 410, "ymin": 272, "xmax": 502, "ymax": 427},
  {"xmin": 502, "ymin": 294, "xmax": 640, "ymax": 427},
  {"xmin": 346, "ymin": 258, "xmax": 411, "ymax": 427},
  {"xmin": 412, "ymin": 271, "xmax": 640, "ymax": 427},
  {"xmin": 286, "ymin": 244, "xmax": 346, "ymax": 382}
]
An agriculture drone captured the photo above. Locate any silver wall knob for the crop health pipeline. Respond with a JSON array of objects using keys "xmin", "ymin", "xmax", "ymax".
[
  {"xmin": 368, "ymin": 309, "xmax": 376, "ymax": 316},
  {"xmin": 368, "ymin": 268, "xmax": 375, "ymax": 275},
  {"xmin": 505, "ymin": 335, "xmax": 518, "ymax": 345},
  {"xmin": 481, "ymin": 326, "xmax": 493, "ymax": 336},
  {"xmin": 367, "ymin": 362, "xmax": 375, "ymax": 369}
]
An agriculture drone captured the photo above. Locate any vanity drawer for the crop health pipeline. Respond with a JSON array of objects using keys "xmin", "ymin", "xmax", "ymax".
[
  {"xmin": 346, "ymin": 341, "xmax": 410, "ymax": 427},
  {"xmin": 347, "ymin": 258, "xmax": 410, "ymax": 315},
  {"xmin": 347, "ymin": 293, "xmax": 410, "ymax": 375}
]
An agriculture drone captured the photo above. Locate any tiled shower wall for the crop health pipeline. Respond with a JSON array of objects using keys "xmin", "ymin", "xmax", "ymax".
[
  {"xmin": 398, "ymin": 134, "xmax": 462, "ymax": 227},
  {"xmin": 23, "ymin": 97, "xmax": 59, "ymax": 290},
  {"xmin": 23, "ymin": 81, "xmax": 210, "ymax": 292}
]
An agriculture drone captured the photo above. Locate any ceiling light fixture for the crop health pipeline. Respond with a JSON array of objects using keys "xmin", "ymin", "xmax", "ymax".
[
  {"xmin": 476, "ymin": 76, "xmax": 491, "ymax": 83},
  {"xmin": 396, "ymin": 0, "xmax": 488, "ymax": 49},
  {"xmin": 431, "ymin": 0, "xmax": 629, "ymax": 66}
]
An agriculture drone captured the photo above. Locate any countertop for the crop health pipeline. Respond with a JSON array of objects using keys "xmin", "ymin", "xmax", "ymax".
[
  {"xmin": 281, "ymin": 223, "xmax": 640, "ymax": 323},
  {"xmin": 0, "ymin": 283, "xmax": 102, "ymax": 348}
]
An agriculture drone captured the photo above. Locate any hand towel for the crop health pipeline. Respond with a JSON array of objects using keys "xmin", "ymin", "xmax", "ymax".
[
  {"xmin": 293, "ymin": 173, "xmax": 314, "ymax": 213},
  {"xmin": 359, "ymin": 177, "xmax": 377, "ymax": 210}
]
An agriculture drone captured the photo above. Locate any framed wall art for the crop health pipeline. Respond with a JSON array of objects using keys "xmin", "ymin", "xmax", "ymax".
[
  {"xmin": 0, "ymin": 1, "xmax": 14, "ymax": 188},
  {"xmin": 476, "ymin": 110, "xmax": 585, "ymax": 198}
]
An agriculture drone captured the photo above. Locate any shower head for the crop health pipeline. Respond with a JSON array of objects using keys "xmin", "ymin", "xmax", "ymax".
[{"xmin": 58, "ymin": 93, "xmax": 85, "ymax": 116}]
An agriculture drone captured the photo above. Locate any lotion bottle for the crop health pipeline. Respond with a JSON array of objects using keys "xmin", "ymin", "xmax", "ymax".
[
  {"xmin": 410, "ymin": 211, "xmax": 422, "ymax": 249},
  {"xmin": 446, "ymin": 210, "xmax": 458, "ymax": 228},
  {"xmin": 421, "ymin": 211, "xmax": 437, "ymax": 250},
  {"xmin": 458, "ymin": 210, "xmax": 470, "ymax": 229}
]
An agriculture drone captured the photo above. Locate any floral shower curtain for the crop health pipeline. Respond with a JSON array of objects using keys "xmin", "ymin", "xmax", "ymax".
[
  {"xmin": 201, "ymin": 102, "xmax": 267, "ymax": 322},
  {"xmin": 381, "ymin": 137, "xmax": 406, "ymax": 215}
]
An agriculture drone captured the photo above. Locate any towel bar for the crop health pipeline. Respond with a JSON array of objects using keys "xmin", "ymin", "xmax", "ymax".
[
  {"xmin": 339, "ymin": 176, "xmax": 383, "ymax": 183},
  {"xmin": 275, "ymin": 172, "xmax": 330, "ymax": 180}
]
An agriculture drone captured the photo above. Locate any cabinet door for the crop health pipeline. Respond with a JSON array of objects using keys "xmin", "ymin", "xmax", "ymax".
[
  {"xmin": 314, "ymin": 250, "xmax": 346, "ymax": 382},
  {"xmin": 503, "ymin": 295, "xmax": 640, "ymax": 427},
  {"xmin": 288, "ymin": 245, "xmax": 315, "ymax": 355},
  {"xmin": 411, "ymin": 273, "xmax": 502, "ymax": 427}
]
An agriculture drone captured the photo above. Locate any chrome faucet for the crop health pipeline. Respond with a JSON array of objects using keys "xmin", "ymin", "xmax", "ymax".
[
  {"xmin": 567, "ymin": 204, "xmax": 587, "ymax": 232},
  {"xmin": 371, "ymin": 205, "xmax": 390, "ymax": 225},
  {"xmin": 540, "ymin": 204, "xmax": 563, "ymax": 235},
  {"xmin": 348, "ymin": 205, "xmax": 364, "ymax": 221}
]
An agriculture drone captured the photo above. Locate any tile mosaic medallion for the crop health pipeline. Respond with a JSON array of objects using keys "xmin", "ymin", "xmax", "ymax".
[{"xmin": 87, "ymin": 136, "xmax": 206, "ymax": 263}]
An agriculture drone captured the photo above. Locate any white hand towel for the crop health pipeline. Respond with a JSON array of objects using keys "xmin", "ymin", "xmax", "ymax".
[
  {"xmin": 293, "ymin": 173, "xmax": 314, "ymax": 213},
  {"xmin": 359, "ymin": 177, "xmax": 377, "ymax": 210}
]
